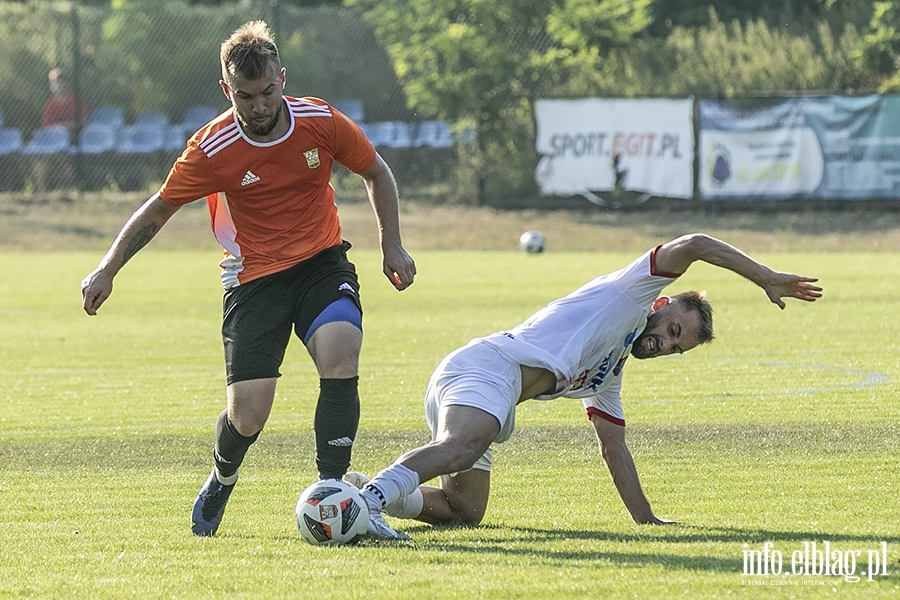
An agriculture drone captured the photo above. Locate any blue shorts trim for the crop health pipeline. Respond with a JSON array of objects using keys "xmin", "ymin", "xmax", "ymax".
[{"xmin": 303, "ymin": 296, "xmax": 362, "ymax": 344}]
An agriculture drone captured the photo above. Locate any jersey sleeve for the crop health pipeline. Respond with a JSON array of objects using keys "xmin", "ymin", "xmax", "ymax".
[
  {"xmin": 330, "ymin": 107, "xmax": 376, "ymax": 174},
  {"xmin": 158, "ymin": 140, "xmax": 218, "ymax": 207},
  {"xmin": 581, "ymin": 375, "xmax": 625, "ymax": 426}
]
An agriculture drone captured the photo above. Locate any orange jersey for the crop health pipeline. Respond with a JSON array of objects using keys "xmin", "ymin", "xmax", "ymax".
[{"xmin": 159, "ymin": 96, "xmax": 376, "ymax": 288}]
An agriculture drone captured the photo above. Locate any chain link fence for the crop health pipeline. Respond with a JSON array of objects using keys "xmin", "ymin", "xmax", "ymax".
[{"xmin": 0, "ymin": 1, "xmax": 462, "ymax": 195}]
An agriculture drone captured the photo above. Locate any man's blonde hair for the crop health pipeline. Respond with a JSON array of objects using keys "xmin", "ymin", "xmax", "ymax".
[{"xmin": 220, "ymin": 20, "xmax": 281, "ymax": 85}]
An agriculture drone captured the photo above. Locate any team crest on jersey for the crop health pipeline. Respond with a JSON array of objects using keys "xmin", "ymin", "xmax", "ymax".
[{"xmin": 304, "ymin": 148, "xmax": 321, "ymax": 169}]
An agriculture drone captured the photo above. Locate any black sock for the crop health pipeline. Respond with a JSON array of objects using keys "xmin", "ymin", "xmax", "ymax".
[
  {"xmin": 214, "ymin": 409, "xmax": 260, "ymax": 479},
  {"xmin": 314, "ymin": 377, "xmax": 360, "ymax": 479}
]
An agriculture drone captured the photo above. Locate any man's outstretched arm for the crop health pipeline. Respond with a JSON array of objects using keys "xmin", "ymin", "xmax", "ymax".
[
  {"xmin": 653, "ymin": 234, "xmax": 822, "ymax": 309},
  {"xmin": 590, "ymin": 414, "xmax": 678, "ymax": 525},
  {"xmin": 81, "ymin": 193, "xmax": 180, "ymax": 315}
]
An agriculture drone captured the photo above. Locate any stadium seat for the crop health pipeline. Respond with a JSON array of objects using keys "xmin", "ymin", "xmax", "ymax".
[
  {"xmin": 22, "ymin": 126, "xmax": 71, "ymax": 154},
  {"xmin": 90, "ymin": 106, "xmax": 125, "ymax": 128},
  {"xmin": 0, "ymin": 127, "xmax": 23, "ymax": 154},
  {"xmin": 181, "ymin": 105, "xmax": 219, "ymax": 134},
  {"xmin": 333, "ymin": 99, "xmax": 364, "ymax": 123},
  {"xmin": 133, "ymin": 111, "xmax": 169, "ymax": 128},
  {"xmin": 164, "ymin": 124, "xmax": 189, "ymax": 151},
  {"xmin": 116, "ymin": 124, "xmax": 165, "ymax": 153},
  {"xmin": 78, "ymin": 123, "xmax": 117, "ymax": 154},
  {"xmin": 361, "ymin": 122, "xmax": 395, "ymax": 147},
  {"xmin": 414, "ymin": 121, "xmax": 453, "ymax": 148},
  {"xmin": 387, "ymin": 122, "xmax": 412, "ymax": 148}
]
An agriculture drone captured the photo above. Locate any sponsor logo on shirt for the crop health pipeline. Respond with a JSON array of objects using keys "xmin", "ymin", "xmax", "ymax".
[
  {"xmin": 575, "ymin": 329, "xmax": 639, "ymax": 391},
  {"xmin": 304, "ymin": 147, "xmax": 321, "ymax": 169},
  {"xmin": 241, "ymin": 170, "xmax": 260, "ymax": 186},
  {"xmin": 613, "ymin": 329, "xmax": 638, "ymax": 376}
]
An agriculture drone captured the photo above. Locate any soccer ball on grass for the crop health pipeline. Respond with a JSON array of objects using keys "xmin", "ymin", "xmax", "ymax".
[
  {"xmin": 519, "ymin": 230, "xmax": 546, "ymax": 254},
  {"xmin": 295, "ymin": 479, "xmax": 368, "ymax": 545}
]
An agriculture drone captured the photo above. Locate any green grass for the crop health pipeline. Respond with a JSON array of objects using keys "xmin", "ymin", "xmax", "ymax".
[{"xmin": 1, "ymin": 249, "xmax": 898, "ymax": 598}]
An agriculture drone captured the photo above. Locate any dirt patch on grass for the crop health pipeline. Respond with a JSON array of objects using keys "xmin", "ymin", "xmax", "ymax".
[{"xmin": 3, "ymin": 191, "xmax": 900, "ymax": 253}]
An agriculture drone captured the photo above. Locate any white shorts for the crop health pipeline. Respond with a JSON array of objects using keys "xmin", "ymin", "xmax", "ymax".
[{"xmin": 424, "ymin": 340, "xmax": 522, "ymax": 472}]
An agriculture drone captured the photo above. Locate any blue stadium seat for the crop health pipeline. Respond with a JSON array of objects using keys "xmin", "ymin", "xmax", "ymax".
[
  {"xmin": 78, "ymin": 123, "xmax": 117, "ymax": 154},
  {"xmin": 414, "ymin": 121, "xmax": 453, "ymax": 148},
  {"xmin": 22, "ymin": 126, "xmax": 71, "ymax": 154},
  {"xmin": 361, "ymin": 122, "xmax": 395, "ymax": 147},
  {"xmin": 387, "ymin": 122, "xmax": 412, "ymax": 148},
  {"xmin": 333, "ymin": 99, "xmax": 364, "ymax": 123},
  {"xmin": 116, "ymin": 124, "xmax": 165, "ymax": 153},
  {"xmin": 164, "ymin": 124, "xmax": 189, "ymax": 151},
  {"xmin": 133, "ymin": 111, "xmax": 169, "ymax": 128},
  {"xmin": 90, "ymin": 106, "xmax": 125, "ymax": 128},
  {"xmin": 181, "ymin": 105, "xmax": 219, "ymax": 134},
  {"xmin": 0, "ymin": 127, "xmax": 22, "ymax": 154}
]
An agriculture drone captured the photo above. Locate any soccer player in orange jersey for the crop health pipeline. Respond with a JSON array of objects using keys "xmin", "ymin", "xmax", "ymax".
[{"xmin": 80, "ymin": 21, "xmax": 416, "ymax": 536}]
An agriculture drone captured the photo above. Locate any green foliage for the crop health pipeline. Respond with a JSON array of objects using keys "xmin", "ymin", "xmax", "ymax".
[
  {"xmin": 347, "ymin": 0, "xmax": 658, "ymax": 202},
  {"xmin": 0, "ymin": 1, "xmax": 894, "ymax": 203},
  {"xmin": 96, "ymin": 4, "xmax": 243, "ymax": 116},
  {"xmin": 0, "ymin": 3, "xmax": 77, "ymax": 133},
  {"xmin": 547, "ymin": 0, "xmax": 653, "ymax": 52},
  {"xmin": 582, "ymin": 11, "xmax": 865, "ymax": 97},
  {"xmin": 855, "ymin": 1, "xmax": 900, "ymax": 92},
  {"xmin": 0, "ymin": 1, "xmax": 405, "ymax": 131}
]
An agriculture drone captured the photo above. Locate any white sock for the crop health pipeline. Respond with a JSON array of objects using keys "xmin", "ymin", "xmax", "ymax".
[
  {"xmin": 362, "ymin": 463, "xmax": 420, "ymax": 512},
  {"xmin": 385, "ymin": 487, "xmax": 424, "ymax": 519},
  {"xmin": 214, "ymin": 468, "xmax": 238, "ymax": 486}
]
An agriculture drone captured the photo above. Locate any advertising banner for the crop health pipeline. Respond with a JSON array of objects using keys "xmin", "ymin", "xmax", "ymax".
[
  {"xmin": 699, "ymin": 96, "xmax": 900, "ymax": 200},
  {"xmin": 535, "ymin": 98, "xmax": 694, "ymax": 199}
]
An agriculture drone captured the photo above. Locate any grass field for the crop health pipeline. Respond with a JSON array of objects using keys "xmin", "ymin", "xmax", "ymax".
[{"xmin": 1, "ymin": 204, "xmax": 899, "ymax": 597}]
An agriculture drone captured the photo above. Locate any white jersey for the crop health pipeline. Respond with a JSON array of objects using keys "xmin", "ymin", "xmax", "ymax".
[{"xmin": 479, "ymin": 245, "xmax": 680, "ymax": 426}]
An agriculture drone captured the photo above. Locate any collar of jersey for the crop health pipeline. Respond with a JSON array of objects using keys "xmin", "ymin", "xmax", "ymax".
[{"xmin": 234, "ymin": 97, "xmax": 294, "ymax": 148}]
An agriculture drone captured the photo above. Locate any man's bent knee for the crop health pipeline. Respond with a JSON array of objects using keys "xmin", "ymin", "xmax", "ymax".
[
  {"xmin": 227, "ymin": 378, "xmax": 277, "ymax": 435},
  {"xmin": 306, "ymin": 322, "xmax": 362, "ymax": 379},
  {"xmin": 441, "ymin": 471, "xmax": 489, "ymax": 526}
]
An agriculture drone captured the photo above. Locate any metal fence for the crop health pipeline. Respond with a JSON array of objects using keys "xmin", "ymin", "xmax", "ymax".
[{"xmin": 0, "ymin": 1, "xmax": 461, "ymax": 194}]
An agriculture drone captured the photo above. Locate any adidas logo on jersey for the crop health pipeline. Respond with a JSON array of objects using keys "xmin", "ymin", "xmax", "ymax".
[
  {"xmin": 327, "ymin": 437, "xmax": 354, "ymax": 447},
  {"xmin": 241, "ymin": 171, "xmax": 260, "ymax": 186}
]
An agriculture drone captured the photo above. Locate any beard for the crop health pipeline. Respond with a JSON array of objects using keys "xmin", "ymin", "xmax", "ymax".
[
  {"xmin": 238, "ymin": 100, "xmax": 283, "ymax": 137},
  {"xmin": 630, "ymin": 311, "xmax": 660, "ymax": 360}
]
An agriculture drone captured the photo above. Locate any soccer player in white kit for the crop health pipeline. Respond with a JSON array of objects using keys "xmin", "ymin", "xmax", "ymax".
[{"xmin": 354, "ymin": 234, "xmax": 822, "ymax": 540}]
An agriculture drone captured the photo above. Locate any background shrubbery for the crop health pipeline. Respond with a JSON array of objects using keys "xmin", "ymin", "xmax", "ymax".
[{"xmin": 1, "ymin": 0, "xmax": 898, "ymax": 204}]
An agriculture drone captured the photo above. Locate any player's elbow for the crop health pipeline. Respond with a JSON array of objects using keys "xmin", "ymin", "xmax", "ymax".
[{"xmin": 677, "ymin": 233, "xmax": 716, "ymax": 257}]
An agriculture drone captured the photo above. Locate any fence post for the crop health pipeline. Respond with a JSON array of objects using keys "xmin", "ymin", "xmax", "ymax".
[
  {"xmin": 269, "ymin": 0, "xmax": 281, "ymax": 48},
  {"xmin": 70, "ymin": 1, "xmax": 84, "ymax": 194}
]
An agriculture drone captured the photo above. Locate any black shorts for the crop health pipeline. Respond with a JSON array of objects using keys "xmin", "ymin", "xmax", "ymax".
[{"xmin": 222, "ymin": 241, "xmax": 362, "ymax": 385}]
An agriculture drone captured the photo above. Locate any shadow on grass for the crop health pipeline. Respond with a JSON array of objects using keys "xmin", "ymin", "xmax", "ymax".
[{"xmin": 378, "ymin": 523, "xmax": 900, "ymax": 573}]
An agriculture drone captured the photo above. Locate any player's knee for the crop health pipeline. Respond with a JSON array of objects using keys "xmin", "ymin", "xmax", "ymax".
[
  {"xmin": 445, "ymin": 492, "xmax": 486, "ymax": 526},
  {"xmin": 453, "ymin": 505, "xmax": 485, "ymax": 526}
]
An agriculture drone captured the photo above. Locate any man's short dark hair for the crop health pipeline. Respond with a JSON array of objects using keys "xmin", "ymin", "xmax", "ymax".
[
  {"xmin": 220, "ymin": 20, "xmax": 281, "ymax": 84},
  {"xmin": 672, "ymin": 290, "xmax": 714, "ymax": 345}
]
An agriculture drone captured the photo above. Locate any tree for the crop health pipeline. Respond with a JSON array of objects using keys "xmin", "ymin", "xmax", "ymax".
[
  {"xmin": 855, "ymin": 1, "xmax": 900, "ymax": 91},
  {"xmin": 346, "ymin": 0, "xmax": 654, "ymax": 204}
]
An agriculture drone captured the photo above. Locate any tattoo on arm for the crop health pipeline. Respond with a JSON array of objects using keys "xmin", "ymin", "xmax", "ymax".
[{"xmin": 122, "ymin": 223, "xmax": 160, "ymax": 264}]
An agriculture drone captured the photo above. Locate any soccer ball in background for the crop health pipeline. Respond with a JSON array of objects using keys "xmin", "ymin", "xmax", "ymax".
[
  {"xmin": 519, "ymin": 230, "xmax": 546, "ymax": 254},
  {"xmin": 295, "ymin": 479, "xmax": 368, "ymax": 545}
]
